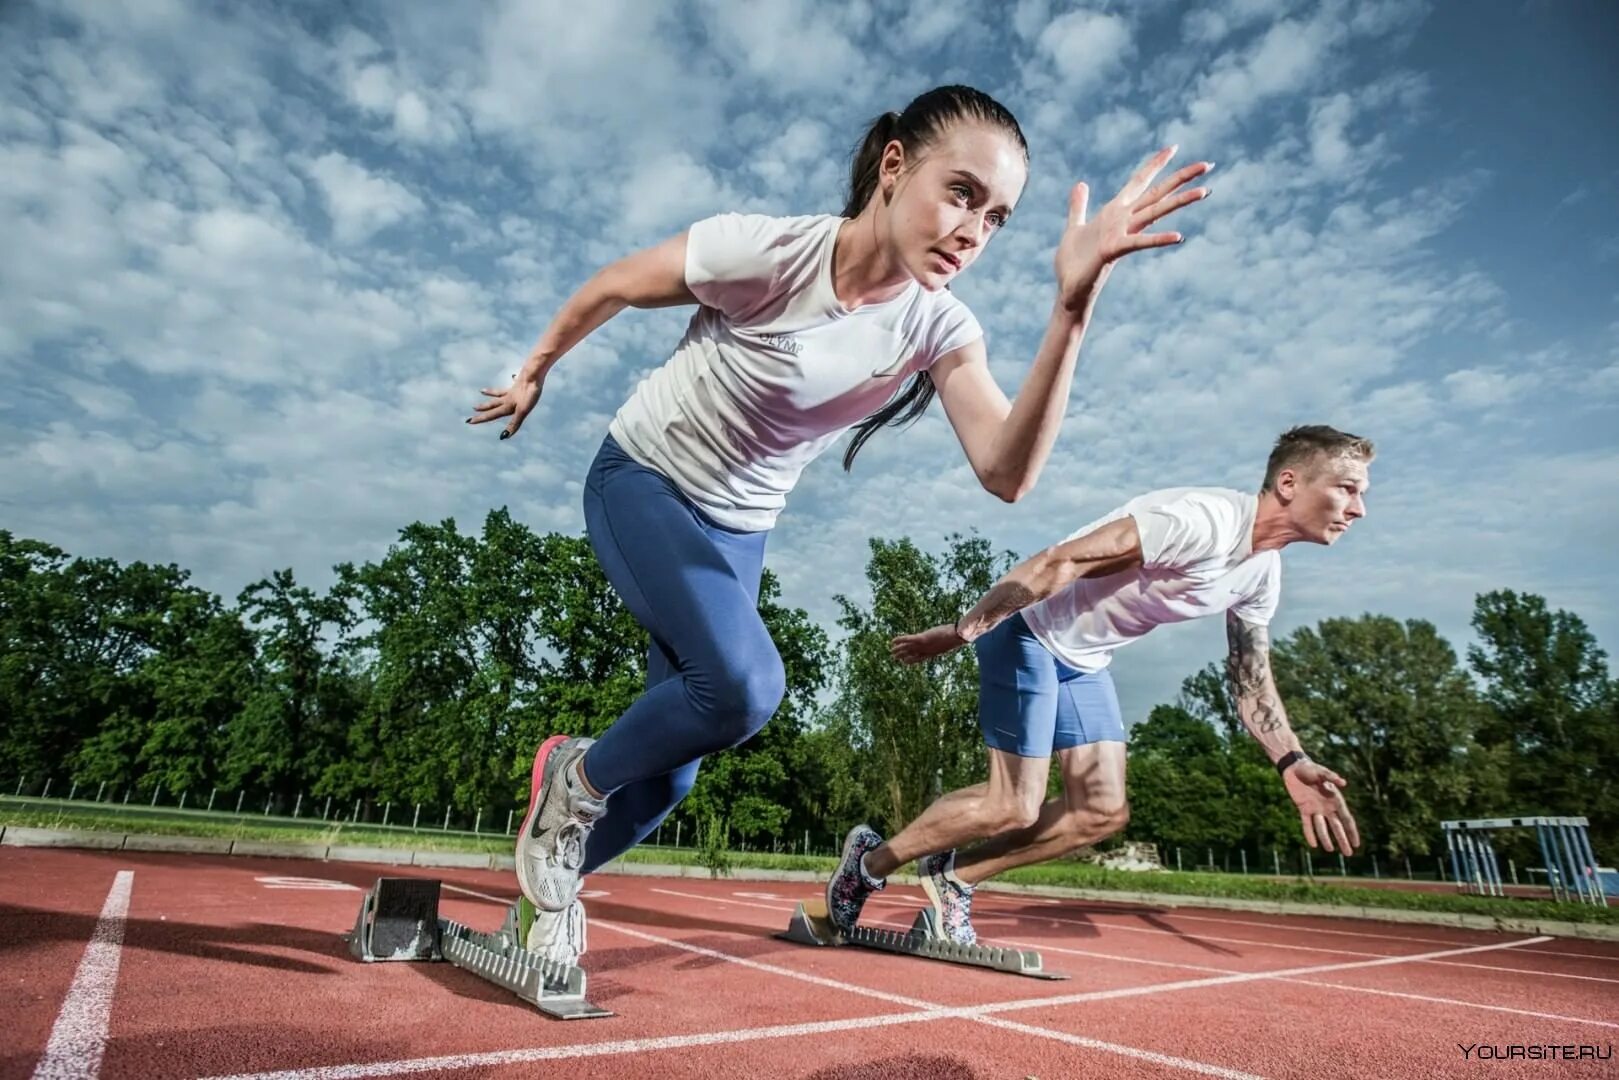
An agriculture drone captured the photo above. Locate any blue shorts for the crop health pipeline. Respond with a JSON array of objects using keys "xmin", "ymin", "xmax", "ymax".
[{"xmin": 974, "ymin": 612, "xmax": 1126, "ymax": 757}]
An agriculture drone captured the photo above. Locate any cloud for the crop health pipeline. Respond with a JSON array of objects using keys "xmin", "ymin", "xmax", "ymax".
[
  {"xmin": 1036, "ymin": 10, "xmax": 1135, "ymax": 97},
  {"xmin": 304, "ymin": 151, "xmax": 425, "ymax": 243},
  {"xmin": 2, "ymin": 0, "xmax": 1614, "ymax": 727}
]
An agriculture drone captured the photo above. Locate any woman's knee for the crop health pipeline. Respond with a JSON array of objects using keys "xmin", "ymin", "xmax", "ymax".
[{"xmin": 700, "ymin": 650, "xmax": 786, "ymax": 745}]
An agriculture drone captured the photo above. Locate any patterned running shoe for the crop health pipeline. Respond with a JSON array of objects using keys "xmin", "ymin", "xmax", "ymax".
[
  {"xmin": 525, "ymin": 897, "xmax": 587, "ymax": 967},
  {"xmin": 826, "ymin": 824, "xmax": 886, "ymax": 934},
  {"xmin": 516, "ymin": 735, "xmax": 607, "ymax": 912},
  {"xmin": 919, "ymin": 850, "xmax": 977, "ymax": 946}
]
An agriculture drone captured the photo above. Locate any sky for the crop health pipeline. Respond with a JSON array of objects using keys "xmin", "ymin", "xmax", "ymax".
[{"xmin": 3, "ymin": 0, "xmax": 1617, "ymax": 724}]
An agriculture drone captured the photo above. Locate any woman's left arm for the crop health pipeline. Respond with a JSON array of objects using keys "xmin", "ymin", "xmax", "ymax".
[{"xmin": 933, "ymin": 150, "xmax": 1212, "ymax": 502}]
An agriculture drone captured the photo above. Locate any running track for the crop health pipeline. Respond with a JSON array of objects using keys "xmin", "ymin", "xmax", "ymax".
[{"xmin": 3, "ymin": 848, "xmax": 1615, "ymax": 1078}]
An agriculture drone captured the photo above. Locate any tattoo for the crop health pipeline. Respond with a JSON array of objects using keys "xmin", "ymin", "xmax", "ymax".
[
  {"xmin": 1226, "ymin": 611, "xmax": 1285, "ymax": 733},
  {"xmin": 960, "ymin": 582, "xmax": 1040, "ymax": 640}
]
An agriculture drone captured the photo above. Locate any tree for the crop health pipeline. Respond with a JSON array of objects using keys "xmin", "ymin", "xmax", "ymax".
[
  {"xmin": 820, "ymin": 533, "xmax": 1012, "ymax": 833},
  {"xmin": 224, "ymin": 569, "xmax": 356, "ymax": 806},
  {"xmin": 1469, "ymin": 590, "xmax": 1618, "ymax": 855},
  {"xmin": 1273, "ymin": 615, "xmax": 1492, "ymax": 858}
]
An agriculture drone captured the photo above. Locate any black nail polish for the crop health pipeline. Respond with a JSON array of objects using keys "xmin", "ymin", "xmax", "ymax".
[{"xmin": 499, "ymin": 430, "xmax": 511, "ymax": 440}]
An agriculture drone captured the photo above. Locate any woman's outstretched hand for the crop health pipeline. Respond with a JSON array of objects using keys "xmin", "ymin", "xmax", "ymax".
[
  {"xmin": 467, "ymin": 367, "xmax": 545, "ymax": 440},
  {"xmin": 1055, "ymin": 146, "xmax": 1213, "ymax": 315}
]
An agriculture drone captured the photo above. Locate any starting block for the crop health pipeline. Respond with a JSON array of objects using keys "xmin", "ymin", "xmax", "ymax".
[
  {"xmin": 349, "ymin": 877, "xmax": 612, "ymax": 1019},
  {"xmin": 777, "ymin": 896, "xmax": 1066, "ymax": 980}
]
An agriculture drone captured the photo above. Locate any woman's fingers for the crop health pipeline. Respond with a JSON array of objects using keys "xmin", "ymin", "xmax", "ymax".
[
  {"xmin": 1068, "ymin": 181, "xmax": 1090, "ymax": 227},
  {"xmin": 1118, "ymin": 230, "xmax": 1184, "ymax": 255},
  {"xmin": 1118, "ymin": 146, "xmax": 1178, "ymax": 205},
  {"xmin": 1131, "ymin": 161, "xmax": 1213, "ymax": 213},
  {"xmin": 1131, "ymin": 187, "xmax": 1209, "ymax": 232},
  {"xmin": 467, "ymin": 402, "xmax": 510, "ymax": 424}
]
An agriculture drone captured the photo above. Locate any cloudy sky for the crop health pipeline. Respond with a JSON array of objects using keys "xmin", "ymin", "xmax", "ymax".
[{"xmin": 3, "ymin": 0, "xmax": 1617, "ymax": 722}]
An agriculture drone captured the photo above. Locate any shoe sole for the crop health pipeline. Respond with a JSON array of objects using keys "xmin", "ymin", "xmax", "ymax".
[{"xmin": 515, "ymin": 734, "xmax": 571, "ymax": 909}]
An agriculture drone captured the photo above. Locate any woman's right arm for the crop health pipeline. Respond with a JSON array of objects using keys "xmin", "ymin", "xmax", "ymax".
[{"xmin": 468, "ymin": 232, "xmax": 696, "ymax": 438}]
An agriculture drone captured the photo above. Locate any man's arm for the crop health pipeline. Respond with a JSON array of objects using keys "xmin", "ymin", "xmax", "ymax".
[
  {"xmin": 954, "ymin": 517, "xmax": 1143, "ymax": 643},
  {"xmin": 1225, "ymin": 610, "xmax": 1360, "ymax": 854},
  {"xmin": 1223, "ymin": 611, "xmax": 1305, "ymax": 766}
]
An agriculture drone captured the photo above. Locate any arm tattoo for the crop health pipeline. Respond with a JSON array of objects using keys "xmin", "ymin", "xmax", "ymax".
[{"xmin": 1226, "ymin": 612, "xmax": 1286, "ymax": 733}]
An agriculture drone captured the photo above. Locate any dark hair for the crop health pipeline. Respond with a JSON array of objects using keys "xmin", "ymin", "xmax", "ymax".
[
  {"xmin": 841, "ymin": 85, "xmax": 1027, "ymax": 471},
  {"xmin": 1262, "ymin": 425, "xmax": 1376, "ymax": 492}
]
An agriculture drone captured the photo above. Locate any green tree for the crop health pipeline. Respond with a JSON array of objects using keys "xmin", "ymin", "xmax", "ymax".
[
  {"xmin": 1273, "ymin": 615, "xmax": 1492, "ymax": 858},
  {"xmin": 1469, "ymin": 590, "xmax": 1618, "ymax": 855},
  {"xmin": 225, "ymin": 569, "xmax": 356, "ymax": 806},
  {"xmin": 820, "ymin": 533, "xmax": 1011, "ymax": 834}
]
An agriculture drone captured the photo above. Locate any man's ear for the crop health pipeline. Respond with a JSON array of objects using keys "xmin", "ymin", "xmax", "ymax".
[{"xmin": 1274, "ymin": 467, "xmax": 1298, "ymax": 503}]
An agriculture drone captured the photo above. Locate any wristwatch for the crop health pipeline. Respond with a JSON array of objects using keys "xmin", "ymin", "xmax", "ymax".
[{"xmin": 1274, "ymin": 749, "xmax": 1310, "ymax": 776}]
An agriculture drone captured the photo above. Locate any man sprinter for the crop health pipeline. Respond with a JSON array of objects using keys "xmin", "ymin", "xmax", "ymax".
[{"xmin": 825, "ymin": 425, "xmax": 1369, "ymax": 943}]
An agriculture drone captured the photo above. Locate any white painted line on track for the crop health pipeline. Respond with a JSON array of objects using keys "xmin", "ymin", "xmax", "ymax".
[
  {"xmin": 652, "ymin": 885, "xmax": 1616, "ymax": 984},
  {"xmin": 592, "ymin": 919, "xmax": 1266, "ymax": 1079},
  {"xmin": 973, "ymin": 1015, "xmax": 1262, "ymax": 1080},
  {"xmin": 294, "ymin": 881, "xmax": 1561, "ymax": 1080},
  {"xmin": 32, "ymin": 870, "xmax": 133, "ymax": 1080},
  {"xmin": 1007, "ymin": 939, "xmax": 1619, "ymax": 1031},
  {"xmin": 447, "ymin": 884, "xmax": 1262, "ymax": 1079},
  {"xmin": 200, "ymin": 1010, "xmax": 950, "ymax": 1080},
  {"xmin": 968, "ymin": 936, "xmax": 1556, "ymax": 1015}
]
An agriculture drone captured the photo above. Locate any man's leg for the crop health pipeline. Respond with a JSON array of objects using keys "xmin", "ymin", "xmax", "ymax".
[
  {"xmin": 954, "ymin": 666, "xmax": 1130, "ymax": 884},
  {"xmin": 824, "ymin": 613, "xmax": 1059, "ymax": 934},
  {"xmin": 952, "ymin": 741, "xmax": 1128, "ymax": 883},
  {"xmin": 861, "ymin": 749, "xmax": 1050, "ymax": 879}
]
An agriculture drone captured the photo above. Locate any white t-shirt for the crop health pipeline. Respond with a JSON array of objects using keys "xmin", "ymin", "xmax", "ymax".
[
  {"xmin": 1022, "ymin": 487, "xmax": 1282, "ymax": 672},
  {"xmin": 609, "ymin": 212, "xmax": 983, "ymax": 531}
]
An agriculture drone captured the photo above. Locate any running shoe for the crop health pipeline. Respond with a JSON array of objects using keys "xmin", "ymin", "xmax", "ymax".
[
  {"xmin": 919, "ymin": 849, "xmax": 977, "ymax": 946},
  {"xmin": 525, "ymin": 897, "xmax": 587, "ymax": 967},
  {"xmin": 826, "ymin": 824, "xmax": 886, "ymax": 933},
  {"xmin": 515, "ymin": 735, "xmax": 606, "ymax": 912}
]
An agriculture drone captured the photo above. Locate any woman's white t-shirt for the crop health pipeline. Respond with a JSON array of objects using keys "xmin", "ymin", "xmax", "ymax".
[
  {"xmin": 1022, "ymin": 487, "xmax": 1283, "ymax": 672},
  {"xmin": 608, "ymin": 212, "xmax": 984, "ymax": 531}
]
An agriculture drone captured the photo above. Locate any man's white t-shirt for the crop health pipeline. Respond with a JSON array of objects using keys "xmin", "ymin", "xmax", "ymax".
[
  {"xmin": 1021, "ymin": 487, "xmax": 1282, "ymax": 672},
  {"xmin": 609, "ymin": 212, "xmax": 983, "ymax": 531}
]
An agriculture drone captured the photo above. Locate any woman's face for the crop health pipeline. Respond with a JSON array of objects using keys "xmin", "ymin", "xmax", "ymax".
[{"xmin": 881, "ymin": 122, "xmax": 1027, "ymax": 291}]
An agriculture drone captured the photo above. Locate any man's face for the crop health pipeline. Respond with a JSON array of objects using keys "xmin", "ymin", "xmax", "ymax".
[{"xmin": 1278, "ymin": 454, "xmax": 1370, "ymax": 545}]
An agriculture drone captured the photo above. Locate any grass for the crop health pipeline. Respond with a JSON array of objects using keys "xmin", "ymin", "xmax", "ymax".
[{"xmin": 5, "ymin": 801, "xmax": 1615, "ymax": 925}]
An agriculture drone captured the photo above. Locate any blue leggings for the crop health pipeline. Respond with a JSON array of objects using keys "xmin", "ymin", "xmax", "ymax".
[{"xmin": 577, "ymin": 436, "xmax": 784, "ymax": 872}]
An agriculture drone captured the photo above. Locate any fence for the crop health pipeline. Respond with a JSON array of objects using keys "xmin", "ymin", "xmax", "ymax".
[{"xmin": 0, "ymin": 773, "xmax": 1570, "ymax": 878}]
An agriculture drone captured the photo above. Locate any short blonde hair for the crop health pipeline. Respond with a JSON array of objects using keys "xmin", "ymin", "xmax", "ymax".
[{"xmin": 1262, "ymin": 425, "xmax": 1375, "ymax": 492}]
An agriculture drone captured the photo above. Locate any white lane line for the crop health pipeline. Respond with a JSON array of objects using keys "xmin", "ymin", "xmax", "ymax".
[
  {"xmin": 1008, "ymin": 939, "xmax": 1619, "ymax": 1030},
  {"xmin": 650, "ymin": 886, "xmax": 1616, "ymax": 985},
  {"xmin": 592, "ymin": 919, "xmax": 1264, "ymax": 1080},
  {"xmin": 200, "ymin": 1010, "xmax": 950, "ymax": 1080},
  {"xmin": 594, "ymin": 919, "xmax": 934, "ymax": 1009},
  {"xmin": 455, "ymin": 885, "xmax": 1262, "ymax": 1079},
  {"xmin": 969, "ymin": 936, "xmax": 1555, "ymax": 1015},
  {"xmin": 980, "ymin": 894, "xmax": 1619, "ymax": 961},
  {"xmin": 32, "ymin": 870, "xmax": 134, "ymax": 1080},
  {"xmin": 974, "ymin": 1015, "xmax": 1261, "ymax": 1080},
  {"xmin": 921, "ymin": 895, "xmax": 1619, "ymax": 983}
]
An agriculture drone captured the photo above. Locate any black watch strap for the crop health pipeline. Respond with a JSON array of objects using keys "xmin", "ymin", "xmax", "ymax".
[{"xmin": 1275, "ymin": 750, "xmax": 1309, "ymax": 776}]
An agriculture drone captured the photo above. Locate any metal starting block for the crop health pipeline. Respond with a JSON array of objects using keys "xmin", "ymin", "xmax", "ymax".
[
  {"xmin": 777, "ymin": 896, "xmax": 1066, "ymax": 980},
  {"xmin": 349, "ymin": 877, "xmax": 612, "ymax": 1019}
]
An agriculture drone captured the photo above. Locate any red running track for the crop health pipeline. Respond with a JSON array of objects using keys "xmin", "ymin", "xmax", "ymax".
[{"xmin": 2, "ymin": 848, "xmax": 1615, "ymax": 1079}]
